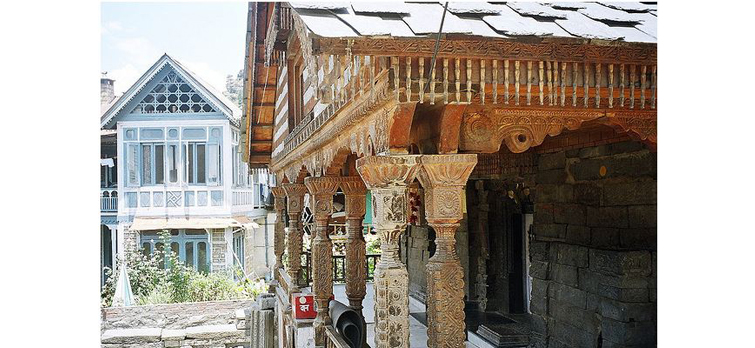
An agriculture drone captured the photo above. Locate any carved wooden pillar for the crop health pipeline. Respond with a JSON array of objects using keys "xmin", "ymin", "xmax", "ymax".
[
  {"xmin": 282, "ymin": 183, "xmax": 306, "ymax": 289},
  {"xmin": 356, "ymin": 155, "xmax": 420, "ymax": 348},
  {"xmin": 271, "ymin": 186, "xmax": 287, "ymax": 282},
  {"xmin": 340, "ymin": 177, "xmax": 368, "ymax": 311},
  {"xmin": 304, "ymin": 177, "xmax": 339, "ymax": 347},
  {"xmin": 416, "ymin": 154, "xmax": 477, "ymax": 348},
  {"xmin": 474, "ymin": 180, "xmax": 490, "ymax": 312}
]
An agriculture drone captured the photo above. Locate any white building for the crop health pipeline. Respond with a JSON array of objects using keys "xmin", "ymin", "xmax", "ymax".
[{"xmin": 100, "ymin": 54, "xmax": 274, "ymax": 285}]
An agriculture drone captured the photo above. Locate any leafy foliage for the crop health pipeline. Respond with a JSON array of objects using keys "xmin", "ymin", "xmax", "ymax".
[{"xmin": 101, "ymin": 230, "xmax": 266, "ymax": 307}]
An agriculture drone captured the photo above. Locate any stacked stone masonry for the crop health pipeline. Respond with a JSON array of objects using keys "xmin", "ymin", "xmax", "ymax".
[
  {"xmin": 101, "ymin": 298, "xmax": 275, "ymax": 348},
  {"xmin": 530, "ymin": 141, "xmax": 656, "ymax": 348}
]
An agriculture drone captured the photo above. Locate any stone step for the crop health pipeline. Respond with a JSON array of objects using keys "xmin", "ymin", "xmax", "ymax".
[
  {"xmin": 101, "ymin": 328, "xmax": 162, "ymax": 344},
  {"xmin": 185, "ymin": 324, "xmax": 245, "ymax": 340}
]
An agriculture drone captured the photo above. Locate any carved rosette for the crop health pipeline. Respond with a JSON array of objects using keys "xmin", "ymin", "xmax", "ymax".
[
  {"xmin": 416, "ymin": 154, "xmax": 477, "ymax": 348},
  {"xmin": 282, "ymin": 183, "xmax": 307, "ymax": 287},
  {"xmin": 340, "ymin": 178, "xmax": 368, "ymax": 312},
  {"xmin": 303, "ymin": 177, "xmax": 339, "ymax": 347},
  {"xmin": 356, "ymin": 156, "xmax": 419, "ymax": 348}
]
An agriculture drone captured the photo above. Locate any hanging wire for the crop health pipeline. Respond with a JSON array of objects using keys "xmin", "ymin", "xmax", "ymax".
[{"xmin": 422, "ymin": 2, "xmax": 450, "ymax": 96}]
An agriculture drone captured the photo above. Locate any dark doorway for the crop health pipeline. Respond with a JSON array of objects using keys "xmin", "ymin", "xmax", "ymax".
[{"xmin": 508, "ymin": 213, "xmax": 526, "ymax": 314}]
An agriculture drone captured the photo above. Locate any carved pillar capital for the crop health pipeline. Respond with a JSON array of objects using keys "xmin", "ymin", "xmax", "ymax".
[
  {"xmin": 282, "ymin": 183, "xmax": 307, "ymax": 214},
  {"xmin": 271, "ymin": 186, "xmax": 287, "ymax": 213},
  {"xmin": 304, "ymin": 177, "xmax": 340, "ymax": 222},
  {"xmin": 417, "ymin": 154, "xmax": 478, "ymax": 223}
]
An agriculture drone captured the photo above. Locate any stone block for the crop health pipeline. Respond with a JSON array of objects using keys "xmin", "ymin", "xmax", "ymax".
[
  {"xmin": 574, "ymin": 183, "xmax": 602, "ymax": 206},
  {"xmin": 589, "ymin": 250, "xmax": 652, "ymax": 277},
  {"xmin": 535, "ymin": 184, "xmax": 573, "ymax": 203},
  {"xmin": 620, "ymin": 228, "xmax": 656, "ymax": 250},
  {"xmin": 530, "ymin": 294, "xmax": 549, "ymax": 316},
  {"xmin": 610, "ymin": 152, "xmax": 656, "ymax": 179},
  {"xmin": 587, "ymin": 206, "xmax": 628, "ymax": 228},
  {"xmin": 598, "ymin": 283, "xmax": 649, "ymax": 303},
  {"xmin": 530, "ymin": 260, "xmax": 550, "ymax": 280},
  {"xmin": 536, "ymin": 169, "xmax": 567, "ymax": 184},
  {"xmin": 531, "ymin": 278, "xmax": 549, "ymax": 298},
  {"xmin": 184, "ymin": 324, "xmax": 244, "ymax": 340},
  {"xmin": 539, "ymin": 151, "xmax": 566, "ymax": 170},
  {"xmin": 628, "ymin": 205, "xmax": 657, "ymax": 228},
  {"xmin": 601, "ymin": 317, "xmax": 656, "ymax": 346},
  {"xmin": 586, "ymin": 293, "xmax": 600, "ymax": 311},
  {"xmin": 578, "ymin": 144, "xmax": 609, "ymax": 159},
  {"xmin": 161, "ymin": 329, "xmax": 186, "ymax": 340},
  {"xmin": 548, "ymin": 282, "xmax": 587, "ymax": 308},
  {"xmin": 551, "ymin": 263, "xmax": 579, "ymax": 287},
  {"xmin": 607, "ymin": 141, "xmax": 646, "ymax": 155},
  {"xmin": 256, "ymin": 293, "xmax": 276, "ymax": 310},
  {"xmin": 565, "ymin": 148, "xmax": 581, "ymax": 158},
  {"xmin": 553, "ymin": 203, "xmax": 586, "ymax": 225},
  {"xmin": 552, "ymin": 243, "xmax": 589, "ymax": 267},
  {"xmin": 579, "ymin": 268, "xmax": 649, "ymax": 294},
  {"xmin": 534, "ymin": 203, "xmax": 554, "ymax": 224},
  {"xmin": 533, "ymin": 223, "xmax": 566, "ymax": 241},
  {"xmin": 603, "ymin": 181, "xmax": 656, "ymax": 206},
  {"xmin": 570, "ymin": 158, "xmax": 604, "ymax": 181},
  {"xmin": 530, "ymin": 241, "xmax": 550, "ymax": 262},
  {"xmin": 592, "ymin": 227, "xmax": 620, "ymax": 249},
  {"xmin": 599, "ymin": 298, "xmax": 656, "ymax": 323},
  {"xmin": 551, "ymin": 320, "xmax": 600, "ymax": 347},
  {"xmin": 101, "ymin": 328, "xmax": 163, "ymax": 344},
  {"xmin": 566, "ymin": 225, "xmax": 591, "ymax": 245}
]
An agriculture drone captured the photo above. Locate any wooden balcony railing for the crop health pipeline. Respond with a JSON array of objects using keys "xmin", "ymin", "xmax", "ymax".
[
  {"xmin": 101, "ymin": 196, "xmax": 118, "ymax": 212},
  {"xmin": 300, "ymin": 252, "xmax": 381, "ymax": 285}
]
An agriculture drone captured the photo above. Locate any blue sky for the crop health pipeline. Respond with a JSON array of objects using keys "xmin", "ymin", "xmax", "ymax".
[{"xmin": 101, "ymin": 2, "xmax": 247, "ymax": 95}]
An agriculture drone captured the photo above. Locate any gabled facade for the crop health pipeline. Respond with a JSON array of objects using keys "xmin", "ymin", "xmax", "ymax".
[{"xmin": 101, "ymin": 54, "xmax": 274, "ymax": 283}]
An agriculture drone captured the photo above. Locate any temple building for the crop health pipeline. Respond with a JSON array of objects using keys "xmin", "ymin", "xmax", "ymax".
[
  {"xmin": 240, "ymin": 2, "xmax": 656, "ymax": 347},
  {"xmin": 100, "ymin": 54, "xmax": 275, "ymax": 284}
]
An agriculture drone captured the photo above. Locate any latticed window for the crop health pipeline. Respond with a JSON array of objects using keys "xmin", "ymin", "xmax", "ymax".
[{"xmin": 131, "ymin": 71, "xmax": 217, "ymax": 114}]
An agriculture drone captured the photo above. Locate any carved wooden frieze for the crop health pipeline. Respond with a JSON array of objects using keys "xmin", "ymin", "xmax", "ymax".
[{"xmin": 316, "ymin": 37, "xmax": 656, "ymax": 64}]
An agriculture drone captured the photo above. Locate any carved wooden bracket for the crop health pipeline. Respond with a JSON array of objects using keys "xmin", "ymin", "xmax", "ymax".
[
  {"xmin": 459, "ymin": 107, "xmax": 659, "ymax": 153},
  {"xmin": 437, "ymin": 105, "xmax": 467, "ymax": 154},
  {"xmin": 340, "ymin": 177, "xmax": 367, "ymax": 219}
]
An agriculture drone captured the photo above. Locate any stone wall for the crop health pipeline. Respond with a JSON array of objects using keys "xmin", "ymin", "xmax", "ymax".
[
  {"xmin": 101, "ymin": 297, "xmax": 275, "ymax": 348},
  {"xmin": 529, "ymin": 141, "xmax": 656, "ymax": 348}
]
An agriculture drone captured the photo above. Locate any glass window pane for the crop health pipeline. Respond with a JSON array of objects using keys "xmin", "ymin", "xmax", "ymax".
[
  {"xmin": 208, "ymin": 144, "xmax": 219, "ymax": 184},
  {"xmin": 168, "ymin": 145, "xmax": 178, "ymax": 183},
  {"xmin": 128, "ymin": 144, "xmax": 139, "ymax": 185},
  {"xmin": 185, "ymin": 242, "xmax": 194, "ymax": 268},
  {"xmin": 197, "ymin": 144, "xmax": 206, "ymax": 184},
  {"xmin": 171, "ymin": 242, "xmax": 179, "ymax": 256},
  {"xmin": 142, "ymin": 242, "xmax": 151, "ymax": 257},
  {"xmin": 198, "ymin": 242, "xmax": 208, "ymax": 273},
  {"xmin": 141, "ymin": 144, "xmax": 152, "ymax": 185},
  {"xmin": 155, "ymin": 145, "xmax": 164, "ymax": 184},
  {"xmin": 188, "ymin": 144, "xmax": 195, "ymax": 183},
  {"xmin": 185, "ymin": 229, "xmax": 205, "ymax": 236}
]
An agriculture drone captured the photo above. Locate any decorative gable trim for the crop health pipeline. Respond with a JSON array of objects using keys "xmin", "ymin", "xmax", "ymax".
[{"xmin": 100, "ymin": 54, "xmax": 240, "ymax": 128}]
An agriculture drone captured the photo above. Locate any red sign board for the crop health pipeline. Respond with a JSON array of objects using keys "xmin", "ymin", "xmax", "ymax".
[{"xmin": 292, "ymin": 293, "xmax": 316, "ymax": 319}]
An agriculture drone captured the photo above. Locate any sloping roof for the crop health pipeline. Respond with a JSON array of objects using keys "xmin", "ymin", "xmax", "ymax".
[
  {"xmin": 100, "ymin": 54, "xmax": 242, "ymax": 129},
  {"xmin": 289, "ymin": 2, "xmax": 656, "ymax": 43}
]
